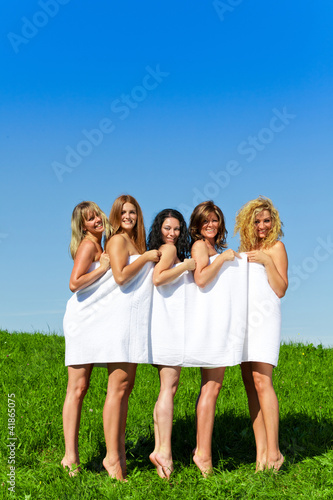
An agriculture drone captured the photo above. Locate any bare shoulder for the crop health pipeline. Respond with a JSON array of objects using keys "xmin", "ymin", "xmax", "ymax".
[
  {"xmin": 159, "ymin": 244, "xmax": 177, "ymax": 257},
  {"xmin": 107, "ymin": 233, "xmax": 127, "ymax": 249},
  {"xmin": 191, "ymin": 239, "xmax": 206, "ymax": 253},
  {"xmin": 76, "ymin": 238, "xmax": 96, "ymax": 258},
  {"xmin": 269, "ymin": 240, "xmax": 287, "ymax": 257}
]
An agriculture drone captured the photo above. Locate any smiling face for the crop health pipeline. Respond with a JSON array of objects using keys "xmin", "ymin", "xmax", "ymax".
[
  {"xmin": 200, "ymin": 211, "xmax": 219, "ymax": 242},
  {"xmin": 83, "ymin": 210, "xmax": 104, "ymax": 238},
  {"xmin": 161, "ymin": 217, "xmax": 181, "ymax": 245},
  {"xmin": 120, "ymin": 202, "xmax": 138, "ymax": 233},
  {"xmin": 254, "ymin": 209, "xmax": 272, "ymax": 240}
]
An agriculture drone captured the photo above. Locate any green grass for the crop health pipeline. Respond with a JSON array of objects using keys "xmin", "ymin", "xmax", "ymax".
[{"xmin": 1, "ymin": 330, "xmax": 332, "ymax": 499}]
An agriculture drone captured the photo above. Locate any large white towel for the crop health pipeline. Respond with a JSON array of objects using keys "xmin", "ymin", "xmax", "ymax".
[
  {"xmin": 183, "ymin": 253, "xmax": 248, "ymax": 367},
  {"xmin": 242, "ymin": 262, "xmax": 281, "ymax": 367},
  {"xmin": 150, "ymin": 265, "xmax": 194, "ymax": 366},
  {"xmin": 63, "ymin": 256, "xmax": 154, "ymax": 366}
]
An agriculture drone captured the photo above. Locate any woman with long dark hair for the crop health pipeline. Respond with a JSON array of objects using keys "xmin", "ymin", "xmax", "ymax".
[{"xmin": 147, "ymin": 209, "xmax": 196, "ymax": 479}]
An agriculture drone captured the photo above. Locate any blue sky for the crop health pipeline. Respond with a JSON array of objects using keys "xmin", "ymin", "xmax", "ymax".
[{"xmin": 1, "ymin": 1, "xmax": 332, "ymax": 347}]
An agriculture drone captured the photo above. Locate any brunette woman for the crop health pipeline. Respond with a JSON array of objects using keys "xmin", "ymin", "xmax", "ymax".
[
  {"xmin": 147, "ymin": 209, "xmax": 196, "ymax": 479},
  {"xmin": 189, "ymin": 201, "xmax": 245, "ymax": 477}
]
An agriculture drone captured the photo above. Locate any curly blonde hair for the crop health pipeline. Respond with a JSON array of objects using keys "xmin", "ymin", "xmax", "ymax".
[
  {"xmin": 234, "ymin": 196, "xmax": 283, "ymax": 251},
  {"xmin": 69, "ymin": 201, "xmax": 113, "ymax": 259}
]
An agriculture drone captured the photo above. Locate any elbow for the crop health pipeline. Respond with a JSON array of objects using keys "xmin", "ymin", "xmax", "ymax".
[
  {"xmin": 114, "ymin": 275, "xmax": 126, "ymax": 286},
  {"xmin": 195, "ymin": 278, "xmax": 206, "ymax": 289},
  {"xmin": 153, "ymin": 276, "xmax": 163, "ymax": 287},
  {"xmin": 69, "ymin": 282, "xmax": 78, "ymax": 293}
]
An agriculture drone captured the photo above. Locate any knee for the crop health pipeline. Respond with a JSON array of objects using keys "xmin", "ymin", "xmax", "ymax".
[
  {"xmin": 68, "ymin": 379, "xmax": 90, "ymax": 400},
  {"xmin": 252, "ymin": 373, "xmax": 272, "ymax": 396},
  {"xmin": 201, "ymin": 382, "xmax": 222, "ymax": 401},
  {"xmin": 108, "ymin": 379, "xmax": 133, "ymax": 400}
]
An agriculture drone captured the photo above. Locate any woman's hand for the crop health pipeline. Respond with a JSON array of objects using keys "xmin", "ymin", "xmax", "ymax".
[
  {"xmin": 221, "ymin": 249, "xmax": 241, "ymax": 262},
  {"xmin": 144, "ymin": 249, "xmax": 161, "ymax": 263},
  {"xmin": 246, "ymin": 250, "xmax": 269, "ymax": 265},
  {"xmin": 99, "ymin": 251, "xmax": 110, "ymax": 271},
  {"xmin": 184, "ymin": 258, "xmax": 196, "ymax": 271}
]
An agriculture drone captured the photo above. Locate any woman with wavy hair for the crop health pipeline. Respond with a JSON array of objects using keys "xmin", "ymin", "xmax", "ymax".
[
  {"xmin": 103, "ymin": 194, "xmax": 160, "ymax": 480},
  {"xmin": 147, "ymin": 209, "xmax": 196, "ymax": 479},
  {"xmin": 189, "ymin": 200, "xmax": 244, "ymax": 477},
  {"xmin": 62, "ymin": 201, "xmax": 112, "ymax": 475},
  {"xmin": 234, "ymin": 196, "xmax": 288, "ymax": 471}
]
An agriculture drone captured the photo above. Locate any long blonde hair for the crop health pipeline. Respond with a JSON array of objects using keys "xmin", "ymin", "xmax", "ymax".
[
  {"xmin": 234, "ymin": 196, "xmax": 283, "ymax": 251},
  {"xmin": 69, "ymin": 201, "xmax": 113, "ymax": 259},
  {"xmin": 109, "ymin": 195, "xmax": 147, "ymax": 254}
]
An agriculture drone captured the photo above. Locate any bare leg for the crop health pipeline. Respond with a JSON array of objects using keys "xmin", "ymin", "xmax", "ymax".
[
  {"xmin": 251, "ymin": 362, "xmax": 284, "ymax": 471},
  {"xmin": 61, "ymin": 364, "xmax": 93, "ymax": 475},
  {"xmin": 241, "ymin": 362, "xmax": 267, "ymax": 470},
  {"xmin": 193, "ymin": 367, "xmax": 225, "ymax": 477},
  {"xmin": 103, "ymin": 363, "xmax": 137, "ymax": 481},
  {"xmin": 150, "ymin": 366, "xmax": 181, "ymax": 479},
  {"xmin": 149, "ymin": 398, "xmax": 165, "ymax": 478}
]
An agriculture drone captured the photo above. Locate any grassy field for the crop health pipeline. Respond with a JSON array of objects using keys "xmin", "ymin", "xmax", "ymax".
[{"xmin": 1, "ymin": 330, "xmax": 332, "ymax": 499}]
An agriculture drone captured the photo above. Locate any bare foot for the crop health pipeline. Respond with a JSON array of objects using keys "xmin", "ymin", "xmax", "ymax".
[
  {"xmin": 61, "ymin": 458, "xmax": 81, "ymax": 477},
  {"xmin": 255, "ymin": 461, "xmax": 266, "ymax": 473},
  {"xmin": 103, "ymin": 457, "xmax": 125, "ymax": 481},
  {"xmin": 193, "ymin": 452, "xmax": 213, "ymax": 478},
  {"xmin": 149, "ymin": 452, "xmax": 166, "ymax": 479},
  {"xmin": 155, "ymin": 452, "xmax": 174, "ymax": 480},
  {"xmin": 267, "ymin": 453, "xmax": 284, "ymax": 472}
]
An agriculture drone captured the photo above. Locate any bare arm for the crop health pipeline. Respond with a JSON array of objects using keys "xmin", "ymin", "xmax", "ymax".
[
  {"xmin": 69, "ymin": 240, "xmax": 110, "ymax": 292},
  {"xmin": 192, "ymin": 240, "xmax": 241, "ymax": 288},
  {"xmin": 153, "ymin": 244, "xmax": 196, "ymax": 286},
  {"xmin": 246, "ymin": 241, "xmax": 288, "ymax": 298},
  {"xmin": 106, "ymin": 234, "xmax": 160, "ymax": 286}
]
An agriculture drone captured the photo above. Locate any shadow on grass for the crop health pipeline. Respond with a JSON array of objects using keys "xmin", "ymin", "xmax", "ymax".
[{"xmin": 84, "ymin": 411, "xmax": 333, "ymax": 474}]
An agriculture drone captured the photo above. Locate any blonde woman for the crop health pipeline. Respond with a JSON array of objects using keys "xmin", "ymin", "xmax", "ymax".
[
  {"xmin": 62, "ymin": 201, "xmax": 112, "ymax": 475},
  {"xmin": 234, "ymin": 196, "xmax": 288, "ymax": 471},
  {"xmin": 103, "ymin": 194, "xmax": 160, "ymax": 480}
]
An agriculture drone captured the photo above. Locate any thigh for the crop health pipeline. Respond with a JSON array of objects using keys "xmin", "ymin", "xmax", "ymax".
[{"xmin": 67, "ymin": 364, "xmax": 93, "ymax": 389}]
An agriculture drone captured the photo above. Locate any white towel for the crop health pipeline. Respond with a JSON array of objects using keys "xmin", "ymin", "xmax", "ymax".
[
  {"xmin": 151, "ymin": 265, "xmax": 193, "ymax": 366},
  {"xmin": 183, "ymin": 253, "xmax": 248, "ymax": 367},
  {"xmin": 242, "ymin": 262, "xmax": 281, "ymax": 367},
  {"xmin": 63, "ymin": 256, "xmax": 154, "ymax": 366}
]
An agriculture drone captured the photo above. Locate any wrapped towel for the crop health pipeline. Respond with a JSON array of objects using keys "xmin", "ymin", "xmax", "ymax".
[
  {"xmin": 183, "ymin": 253, "xmax": 248, "ymax": 367},
  {"xmin": 242, "ymin": 262, "xmax": 281, "ymax": 367},
  {"xmin": 63, "ymin": 255, "xmax": 154, "ymax": 366},
  {"xmin": 151, "ymin": 265, "xmax": 194, "ymax": 366}
]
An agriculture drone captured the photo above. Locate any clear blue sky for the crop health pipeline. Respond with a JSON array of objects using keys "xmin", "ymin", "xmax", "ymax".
[{"xmin": 1, "ymin": 1, "xmax": 332, "ymax": 347}]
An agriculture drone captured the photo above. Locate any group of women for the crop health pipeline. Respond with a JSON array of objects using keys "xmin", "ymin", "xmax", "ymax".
[{"xmin": 61, "ymin": 194, "xmax": 288, "ymax": 481}]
